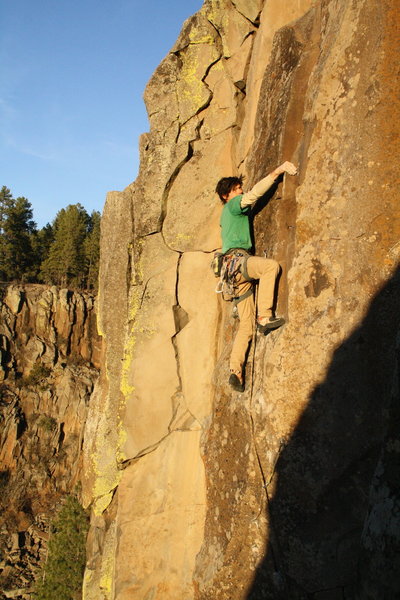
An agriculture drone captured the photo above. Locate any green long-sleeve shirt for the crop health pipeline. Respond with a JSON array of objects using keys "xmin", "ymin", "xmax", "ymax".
[
  {"xmin": 220, "ymin": 196, "xmax": 251, "ymax": 253},
  {"xmin": 220, "ymin": 173, "xmax": 276, "ymax": 254}
]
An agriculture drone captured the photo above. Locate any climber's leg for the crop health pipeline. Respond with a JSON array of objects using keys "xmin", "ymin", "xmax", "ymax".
[
  {"xmin": 246, "ymin": 256, "xmax": 285, "ymax": 332},
  {"xmin": 229, "ymin": 275, "xmax": 254, "ymax": 391}
]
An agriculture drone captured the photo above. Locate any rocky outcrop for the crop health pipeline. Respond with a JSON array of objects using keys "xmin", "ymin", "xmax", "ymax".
[
  {"xmin": 0, "ymin": 284, "xmax": 101, "ymax": 598},
  {"xmin": 83, "ymin": 1, "xmax": 400, "ymax": 599}
]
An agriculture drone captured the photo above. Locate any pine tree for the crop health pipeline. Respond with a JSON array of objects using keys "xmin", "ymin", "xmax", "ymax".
[
  {"xmin": 40, "ymin": 204, "xmax": 89, "ymax": 287},
  {"xmin": 0, "ymin": 187, "xmax": 101, "ymax": 289},
  {"xmin": 31, "ymin": 224, "xmax": 55, "ymax": 280},
  {"xmin": 0, "ymin": 187, "xmax": 13, "ymax": 280},
  {"xmin": 35, "ymin": 495, "xmax": 89, "ymax": 600},
  {"xmin": 83, "ymin": 211, "xmax": 101, "ymax": 291},
  {"xmin": 0, "ymin": 186, "xmax": 13, "ymax": 233},
  {"xmin": 0, "ymin": 189, "xmax": 37, "ymax": 281}
]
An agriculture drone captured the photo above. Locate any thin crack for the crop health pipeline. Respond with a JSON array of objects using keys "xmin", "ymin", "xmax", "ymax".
[
  {"xmin": 170, "ymin": 253, "xmax": 203, "ymax": 431},
  {"xmin": 151, "ymin": 53, "xmax": 220, "ymax": 248},
  {"xmin": 206, "ymin": 16, "xmax": 223, "ymax": 43},
  {"xmin": 129, "ymin": 266, "xmax": 171, "ymax": 316},
  {"xmin": 158, "ymin": 145, "xmax": 193, "ymax": 236},
  {"xmin": 118, "ymin": 431, "xmax": 172, "ymax": 469},
  {"xmin": 174, "ymin": 252, "xmax": 183, "ymax": 314},
  {"xmin": 147, "ymin": 106, "xmax": 163, "ymax": 119},
  {"xmin": 158, "ymin": 119, "xmax": 203, "ymax": 253},
  {"xmin": 247, "ymin": 311, "xmax": 290, "ymax": 592},
  {"xmin": 175, "ymin": 121, "xmax": 182, "ymax": 144},
  {"xmin": 230, "ymin": 1, "xmax": 261, "ymax": 27},
  {"xmin": 171, "ymin": 253, "xmax": 185, "ymax": 394},
  {"xmin": 202, "ymin": 56, "xmax": 222, "ymax": 86},
  {"xmin": 119, "ymin": 421, "xmax": 202, "ymax": 470},
  {"xmin": 168, "ymin": 395, "xmax": 203, "ymax": 433},
  {"xmin": 141, "ymin": 230, "xmax": 161, "ymax": 238}
]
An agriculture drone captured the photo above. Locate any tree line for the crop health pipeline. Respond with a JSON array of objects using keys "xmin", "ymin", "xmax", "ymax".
[{"xmin": 0, "ymin": 186, "xmax": 100, "ymax": 291}]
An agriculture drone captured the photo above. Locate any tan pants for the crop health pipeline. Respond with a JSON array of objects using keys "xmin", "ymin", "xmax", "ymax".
[{"xmin": 230, "ymin": 256, "xmax": 280, "ymax": 373}]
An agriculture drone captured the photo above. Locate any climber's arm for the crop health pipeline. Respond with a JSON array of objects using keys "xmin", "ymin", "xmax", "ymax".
[{"xmin": 240, "ymin": 161, "xmax": 297, "ymax": 208}]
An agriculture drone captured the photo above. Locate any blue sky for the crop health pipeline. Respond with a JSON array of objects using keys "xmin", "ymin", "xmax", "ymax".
[{"xmin": 0, "ymin": 0, "xmax": 203, "ymax": 227}]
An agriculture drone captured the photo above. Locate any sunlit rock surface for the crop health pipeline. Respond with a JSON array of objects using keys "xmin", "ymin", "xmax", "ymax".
[{"xmin": 83, "ymin": 1, "xmax": 400, "ymax": 599}]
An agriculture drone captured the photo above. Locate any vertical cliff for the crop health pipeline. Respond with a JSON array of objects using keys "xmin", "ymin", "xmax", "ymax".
[
  {"xmin": 83, "ymin": 1, "xmax": 400, "ymax": 598},
  {"xmin": 0, "ymin": 284, "xmax": 101, "ymax": 597}
]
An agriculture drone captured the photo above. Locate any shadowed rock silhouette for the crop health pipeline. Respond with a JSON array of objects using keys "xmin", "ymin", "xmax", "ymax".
[{"xmin": 247, "ymin": 265, "xmax": 400, "ymax": 599}]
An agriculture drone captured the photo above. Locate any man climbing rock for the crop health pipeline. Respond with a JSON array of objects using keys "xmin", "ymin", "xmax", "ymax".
[{"xmin": 216, "ymin": 161, "xmax": 297, "ymax": 392}]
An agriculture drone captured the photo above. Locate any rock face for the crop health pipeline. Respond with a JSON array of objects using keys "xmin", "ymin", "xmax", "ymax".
[
  {"xmin": 83, "ymin": 1, "xmax": 400, "ymax": 599},
  {"xmin": 0, "ymin": 284, "xmax": 101, "ymax": 598}
]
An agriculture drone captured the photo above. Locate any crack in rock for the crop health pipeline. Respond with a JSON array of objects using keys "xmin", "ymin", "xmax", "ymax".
[{"xmin": 231, "ymin": 2, "xmax": 262, "ymax": 27}]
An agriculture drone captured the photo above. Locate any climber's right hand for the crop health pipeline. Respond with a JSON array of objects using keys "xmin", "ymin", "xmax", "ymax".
[{"xmin": 278, "ymin": 161, "xmax": 298, "ymax": 176}]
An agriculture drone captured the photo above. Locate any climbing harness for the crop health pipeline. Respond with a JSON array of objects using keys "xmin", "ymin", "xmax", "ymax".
[{"xmin": 213, "ymin": 248, "xmax": 254, "ymax": 306}]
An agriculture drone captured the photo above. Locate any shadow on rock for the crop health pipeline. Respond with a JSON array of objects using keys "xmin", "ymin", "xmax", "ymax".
[{"xmin": 247, "ymin": 265, "xmax": 400, "ymax": 600}]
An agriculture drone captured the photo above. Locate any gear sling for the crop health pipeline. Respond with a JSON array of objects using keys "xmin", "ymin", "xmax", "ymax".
[{"xmin": 212, "ymin": 248, "xmax": 254, "ymax": 306}]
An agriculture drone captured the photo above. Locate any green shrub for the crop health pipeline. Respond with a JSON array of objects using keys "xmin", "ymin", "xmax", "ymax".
[
  {"xmin": 0, "ymin": 469, "xmax": 10, "ymax": 490},
  {"xmin": 17, "ymin": 362, "xmax": 52, "ymax": 389},
  {"xmin": 37, "ymin": 415, "xmax": 57, "ymax": 433},
  {"xmin": 28, "ymin": 362, "xmax": 52, "ymax": 383},
  {"xmin": 34, "ymin": 495, "xmax": 89, "ymax": 600}
]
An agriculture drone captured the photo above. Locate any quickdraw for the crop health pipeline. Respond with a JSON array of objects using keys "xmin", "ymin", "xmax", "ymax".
[{"xmin": 213, "ymin": 249, "xmax": 254, "ymax": 304}]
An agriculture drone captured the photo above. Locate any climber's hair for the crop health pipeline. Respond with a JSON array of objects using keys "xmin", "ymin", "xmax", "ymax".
[{"xmin": 215, "ymin": 176, "xmax": 244, "ymax": 204}]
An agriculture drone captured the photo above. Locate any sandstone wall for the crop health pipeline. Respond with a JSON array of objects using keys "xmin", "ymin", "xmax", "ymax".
[
  {"xmin": 0, "ymin": 284, "xmax": 101, "ymax": 598},
  {"xmin": 83, "ymin": 1, "xmax": 400, "ymax": 599}
]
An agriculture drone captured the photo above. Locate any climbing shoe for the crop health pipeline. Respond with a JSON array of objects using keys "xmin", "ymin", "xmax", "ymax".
[
  {"xmin": 257, "ymin": 316, "xmax": 285, "ymax": 334},
  {"xmin": 229, "ymin": 372, "xmax": 245, "ymax": 393}
]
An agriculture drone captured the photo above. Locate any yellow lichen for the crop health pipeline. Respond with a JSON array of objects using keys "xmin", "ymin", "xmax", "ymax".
[
  {"xmin": 96, "ymin": 286, "xmax": 105, "ymax": 337},
  {"xmin": 188, "ymin": 33, "xmax": 215, "ymax": 45},
  {"xmin": 93, "ymin": 492, "xmax": 114, "ymax": 517},
  {"xmin": 87, "ymin": 395, "xmax": 121, "ymax": 505},
  {"xmin": 82, "ymin": 568, "xmax": 94, "ymax": 600},
  {"xmin": 92, "ymin": 447, "xmax": 121, "ymax": 503},
  {"xmin": 179, "ymin": 51, "xmax": 208, "ymax": 107},
  {"xmin": 117, "ymin": 267, "xmax": 143, "ymax": 459},
  {"xmin": 116, "ymin": 415, "xmax": 128, "ymax": 465},
  {"xmin": 99, "ymin": 519, "xmax": 117, "ymax": 598}
]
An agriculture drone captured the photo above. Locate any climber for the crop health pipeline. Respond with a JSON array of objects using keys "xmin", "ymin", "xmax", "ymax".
[{"xmin": 216, "ymin": 161, "xmax": 297, "ymax": 392}]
